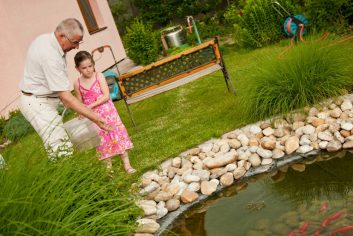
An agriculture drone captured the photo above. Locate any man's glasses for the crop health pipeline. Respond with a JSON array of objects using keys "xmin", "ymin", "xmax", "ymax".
[{"xmin": 64, "ymin": 35, "xmax": 83, "ymax": 45}]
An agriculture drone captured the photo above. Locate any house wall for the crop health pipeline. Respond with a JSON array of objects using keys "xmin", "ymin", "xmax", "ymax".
[{"xmin": 0, "ymin": 0, "xmax": 126, "ymax": 118}]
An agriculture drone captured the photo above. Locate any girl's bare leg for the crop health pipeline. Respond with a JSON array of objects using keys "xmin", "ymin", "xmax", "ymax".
[
  {"xmin": 120, "ymin": 152, "xmax": 136, "ymax": 174},
  {"xmin": 105, "ymin": 158, "xmax": 113, "ymax": 172}
]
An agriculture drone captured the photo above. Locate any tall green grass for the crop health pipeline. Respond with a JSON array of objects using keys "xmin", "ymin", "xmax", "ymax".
[
  {"xmin": 242, "ymin": 36, "xmax": 353, "ymax": 121},
  {"xmin": 0, "ymin": 139, "xmax": 140, "ymax": 235}
]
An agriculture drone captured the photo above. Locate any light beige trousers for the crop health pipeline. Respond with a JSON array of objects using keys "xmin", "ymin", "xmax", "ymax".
[{"xmin": 19, "ymin": 94, "xmax": 73, "ymax": 159}]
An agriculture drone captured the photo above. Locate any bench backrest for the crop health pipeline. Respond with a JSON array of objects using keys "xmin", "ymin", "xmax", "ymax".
[{"xmin": 117, "ymin": 38, "xmax": 223, "ymax": 104}]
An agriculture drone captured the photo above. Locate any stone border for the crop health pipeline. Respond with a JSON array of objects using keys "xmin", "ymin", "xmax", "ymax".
[{"xmin": 134, "ymin": 94, "xmax": 353, "ymax": 235}]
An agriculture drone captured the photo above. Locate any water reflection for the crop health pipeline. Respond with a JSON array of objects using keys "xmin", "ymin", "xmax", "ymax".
[{"xmin": 165, "ymin": 151, "xmax": 353, "ymax": 236}]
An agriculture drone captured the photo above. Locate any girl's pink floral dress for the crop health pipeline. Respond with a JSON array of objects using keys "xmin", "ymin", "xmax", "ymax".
[{"xmin": 78, "ymin": 73, "xmax": 133, "ymax": 160}]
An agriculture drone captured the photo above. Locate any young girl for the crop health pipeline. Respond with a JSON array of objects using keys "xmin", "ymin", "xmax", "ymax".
[{"xmin": 73, "ymin": 51, "xmax": 136, "ymax": 174}]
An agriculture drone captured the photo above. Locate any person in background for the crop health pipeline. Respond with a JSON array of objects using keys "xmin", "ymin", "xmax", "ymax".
[
  {"xmin": 73, "ymin": 51, "xmax": 135, "ymax": 174},
  {"xmin": 19, "ymin": 18, "xmax": 110, "ymax": 159}
]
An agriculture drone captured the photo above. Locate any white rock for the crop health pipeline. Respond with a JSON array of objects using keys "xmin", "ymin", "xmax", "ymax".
[
  {"xmin": 220, "ymin": 172, "xmax": 234, "ymax": 186},
  {"xmin": 172, "ymin": 157, "xmax": 181, "ymax": 168},
  {"xmin": 330, "ymin": 107, "xmax": 342, "ymax": 118},
  {"xmin": 187, "ymin": 182, "xmax": 201, "ymax": 192},
  {"xmin": 220, "ymin": 143, "xmax": 231, "ymax": 153},
  {"xmin": 319, "ymin": 141, "xmax": 329, "ymax": 149},
  {"xmin": 183, "ymin": 174, "xmax": 200, "ymax": 184},
  {"xmin": 318, "ymin": 131, "xmax": 333, "ymax": 141},
  {"xmin": 233, "ymin": 167, "xmax": 247, "ymax": 179},
  {"xmin": 334, "ymin": 131, "xmax": 345, "ymax": 143},
  {"xmin": 228, "ymin": 139, "xmax": 241, "ymax": 149},
  {"xmin": 341, "ymin": 100, "xmax": 352, "ymax": 111},
  {"xmin": 341, "ymin": 122, "xmax": 353, "ymax": 131},
  {"xmin": 180, "ymin": 189, "xmax": 198, "ymax": 203},
  {"xmin": 285, "ymin": 136, "xmax": 300, "ymax": 155},
  {"xmin": 225, "ymin": 163, "xmax": 237, "ymax": 172},
  {"xmin": 317, "ymin": 112, "xmax": 328, "ymax": 119},
  {"xmin": 136, "ymin": 218, "xmax": 160, "ymax": 233},
  {"xmin": 154, "ymin": 191, "xmax": 173, "ymax": 202},
  {"xmin": 156, "ymin": 207, "xmax": 168, "ymax": 219},
  {"xmin": 203, "ymin": 151, "xmax": 237, "ymax": 169},
  {"xmin": 256, "ymin": 147, "xmax": 273, "ymax": 159},
  {"xmin": 263, "ymin": 127, "xmax": 274, "ymax": 136},
  {"xmin": 302, "ymin": 125, "xmax": 316, "ymax": 135},
  {"xmin": 326, "ymin": 140, "xmax": 342, "ymax": 152},
  {"xmin": 299, "ymin": 135, "xmax": 311, "ymax": 146},
  {"xmin": 297, "ymin": 145, "xmax": 313, "ymax": 154},
  {"xmin": 141, "ymin": 182, "xmax": 160, "ymax": 195},
  {"xmin": 210, "ymin": 179, "xmax": 220, "ymax": 186},
  {"xmin": 237, "ymin": 133, "xmax": 250, "ymax": 146},
  {"xmin": 166, "ymin": 199, "xmax": 180, "ymax": 212},
  {"xmin": 249, "ymin": 125, "xmax": 262, "ymax": 134},
  {"xmin": 198, "ymin": 142, "xmax": 213, "ymax": 153},
  {"xmin": 192, "ymin": 169, "xmax": 210, "ymax": 181},
  {"xmin": 272, "ymin": 149, "xmax": 285, "ymax": 159},
  {"xmin": 343, "ymin": 140, "xmax": 353, "ymax": 149},
  {"xmin": 200, "ymin": 181, "xmax": 218, "ymax": 195},
  {"xmin": 160, "ymin": 159, "xmax": 172, "ymax": 170},
  {"xmin": 261, "ymin": 158, "xmax": 273, "ymax": 165}
]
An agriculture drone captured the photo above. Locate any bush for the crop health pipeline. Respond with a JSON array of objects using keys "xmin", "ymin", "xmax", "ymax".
[
  {"xmin": 242, "ymin": 36, "xmax": 353, "ymax": 121},
  {"xmin": 0, "ymin": 150, "xmax": 140, "ymax": 235},
  {"xmin": 123, "ymin": 20, "xmax": 159, "ymax": 65},
  {"xmin": 305, "ymin": 0, "xmax": 353, "ymax": 33},
  {"xmin": 194, "ymin": 17, "xmax": 230, "ymax": 41},
  {"xmin": 2, "ymin": 110, "xmax": 33, "ymax": 141},
  {"xmin": 240, "ymin": 0, "xmax": 294, "ymax": 48}
]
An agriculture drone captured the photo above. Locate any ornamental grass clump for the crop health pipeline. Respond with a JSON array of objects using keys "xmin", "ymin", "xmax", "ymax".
[
  {"xmin": 0, "ymin": 146, "xmax": 140, "ymax": 235},
  {"xmin": 243, "ymin": 36, "xmax": 353, "ymax": 121}
]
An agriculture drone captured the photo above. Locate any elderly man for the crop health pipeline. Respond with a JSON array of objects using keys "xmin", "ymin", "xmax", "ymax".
[{"xmin": 19, "ymin": 18, "xmax": 109, "ymax": 159}]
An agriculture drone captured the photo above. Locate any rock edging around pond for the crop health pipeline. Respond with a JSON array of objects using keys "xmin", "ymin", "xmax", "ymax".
[{"xmin": 134, "ymin": 94, "xmax": 353, "ymax": 236}]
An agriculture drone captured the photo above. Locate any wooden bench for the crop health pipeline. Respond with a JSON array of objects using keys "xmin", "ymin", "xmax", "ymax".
[{"xmin": 117, "ymin": 37, "xmax": 236, "ymax": 126}]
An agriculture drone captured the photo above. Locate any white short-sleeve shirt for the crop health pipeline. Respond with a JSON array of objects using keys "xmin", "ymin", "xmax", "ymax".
[{"xmin": 20, "ymin": 33, "xmax": 70, "ymax": 96}]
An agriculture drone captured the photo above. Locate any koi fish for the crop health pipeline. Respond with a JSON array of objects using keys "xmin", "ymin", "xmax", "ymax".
[
  {"xmin": 328, "ymin": 210, "xmax": 346, "ymax": 221},
  {"xmin": 314, "ymin": 230, "xmax": 320, "ymax": 236},
  {"xmin": 288, "ymin": 230, "xmax": 297, "ymax": 236},
  {"xmin": 319, "ymin": 202, "xmax": 329, "ymax": 213},
  {"xmin": 320, "ymin": 210, "xmax": 346, "ymax": 228},
  {"xmin": 298, "ymin": 222, "xmax": 310, "ymax": 234},
  {"xmin": 328, "ymin": 225, "xmax": 353, "ymax": 236},
  {"xmin": 321, "ymin": 217, "xmax": 331, "ymax": 228}
]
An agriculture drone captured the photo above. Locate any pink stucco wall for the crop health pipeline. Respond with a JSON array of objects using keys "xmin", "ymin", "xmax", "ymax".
[{"xmin": 0, "ymin": 0, "xmax": 126, "ymax": 118}]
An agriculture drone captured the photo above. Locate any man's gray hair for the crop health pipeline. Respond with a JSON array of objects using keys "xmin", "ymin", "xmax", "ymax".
[{"xmin": 55, "ymin": 18, "xmax": 84, "ymax": 37}]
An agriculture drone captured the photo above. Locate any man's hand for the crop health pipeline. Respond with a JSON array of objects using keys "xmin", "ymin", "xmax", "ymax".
[{"xmin": 96, "ymin": 117, "xmax": 113, "ymax": 131}]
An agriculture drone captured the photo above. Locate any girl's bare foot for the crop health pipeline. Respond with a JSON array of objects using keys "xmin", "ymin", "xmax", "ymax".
[{"xmin": 121, "ymin": 152, "xmax": 136, "ymax": 174}]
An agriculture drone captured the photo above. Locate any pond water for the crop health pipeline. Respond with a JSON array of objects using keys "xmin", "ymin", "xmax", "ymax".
[{"xmin": 165, "ymin": 151, "xmax": 353, "ymax": 236}]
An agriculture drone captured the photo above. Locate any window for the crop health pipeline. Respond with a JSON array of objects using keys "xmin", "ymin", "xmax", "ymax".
[{"xmin": 77, "ymin": 0, "xmax": 107, "ymax": 34}]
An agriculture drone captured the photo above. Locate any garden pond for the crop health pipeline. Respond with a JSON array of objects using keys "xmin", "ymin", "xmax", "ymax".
[{"xmin": 164, "ymin": 150, "xmax": 353, "ymax": 236}]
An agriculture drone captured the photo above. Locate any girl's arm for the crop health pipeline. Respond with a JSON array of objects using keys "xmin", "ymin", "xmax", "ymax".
[
  {"xmin": 87, "ymin": 72, "xmax": 111, "ymax": 109},
  {"xmin": 74, "ymin": 80, "xmax": 83, "ymax": 103}
]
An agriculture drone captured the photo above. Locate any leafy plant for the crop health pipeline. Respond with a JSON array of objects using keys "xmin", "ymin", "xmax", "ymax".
[
  {"xmin": 242, "ymin": 36, "xmax": 353, "ymax": 121},
  {"xmin": 240, "ymin": 0, "xmax": 294, "ymax": 48},
  {"xmin": 305, "ymin": 0, "xmax": 353, "ymax": 33},
  {"xmin": 110, "ymin": 1, "xmax": 134, "ymax": 35},
  {"xmin": 2, "ymin": 110, "xmax": 33, "ymax": 141},
  {"xmin": 123, "ymin": 20, "xmax": 159, "ymax": 65}
]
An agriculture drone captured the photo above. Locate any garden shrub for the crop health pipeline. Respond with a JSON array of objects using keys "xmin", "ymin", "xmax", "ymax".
[
  {"xmin": 242, "ymin": 36, "xmax": 353, "ymax": 121},
  {"xmin": 123, "ymin": 20, "xmax": 159, "ymax": 65},
  {"xmin": 305, "ymin": 0, "xmax": 353, "ymax": 33},
  {"xmin": 2, "ymin": 110, "xmax": 33, "ymax": 141},
  {"xmin": 194, "ymin": 17, "xmax": 230, "ymax": 41},
  {"xmin": 240, "ymin": 0, "xmax": 295, "ymax": 48},
  {"xmin": 0, "ymin": 116, "xmax": 6, "ymax": 139}
]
